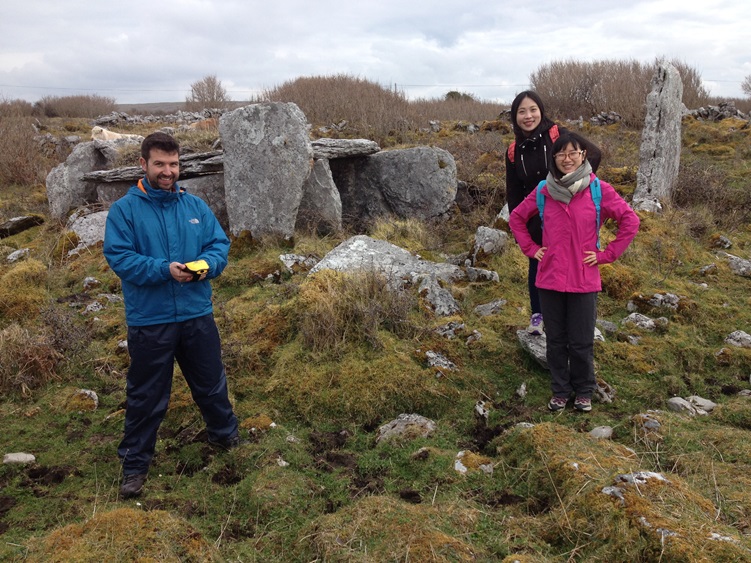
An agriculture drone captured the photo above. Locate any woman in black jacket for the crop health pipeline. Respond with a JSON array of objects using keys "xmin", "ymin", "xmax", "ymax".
[{"xmin": 505, "ymin": 90, "xmax": 601, "ymax": 335}]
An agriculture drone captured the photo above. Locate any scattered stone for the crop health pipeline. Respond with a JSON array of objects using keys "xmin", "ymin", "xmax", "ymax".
[
  {"xmin": 516, "ymin": 330, "xmax": 547, "ymax": 369},
  {"xmin": 454, "ymin": 450, "xmax": 493, "ymax": 475},
  {"xmin": 470, "ymin": 226, "xmax": 508, "ymax": 266},
  {"xmin": 589, "ymin": 426, "xmax": 613, "ymax": 439},
  {"xmin": 725, "ymin": 330, "xmax": 751, "ymax": 348},
  {"xmin": 687, "ymin": 396, "xmax": 716, "ymax": 413},
  {"xmin": 418, "ymin": 275, "xmax": 461, "ymax": 316},
  {"xmin": 434, "ymin": 321, "xmax": 465, "ymax": 339},
  {"xmin": 83, "ymin": 277, "xmax": 101, "ymax": 291},
  {"xmin": 473, "ymin": 299, "xmax": 506, "ymax": 317},
  {"xmin": 667, "ymin": 397, "xmax": 702, "ymax": 416},
  {"xmin": 718, "ymin": 252, "xmax": 751, "ymax": 278},
  {"xmin": 279, "ymin": 253, "xmax": 319, "ymax": 274},
  {"xmin": 0, "ymin": 215, "xmax": 45, "ymax": 239},
  {"xmin": 66, "ymin": 389, "xmax": 99, "ymax": 412},
  {"xmin": 66, "ymin": 210, "xmax": 108, "ymax": 256},
  {"xmin": 465, "ymin": 330, "xmax": 482, "ymax": 345},
  {"xmin": 3, "ymin": 453, "xmax": 36, "ymax": 464},
  {"xmin": 465, "ymin": 266, "xmax": 499, "ymax": 283},
  {"xmin": 425, "ymin": 350, "xmax": 457, "ymax": 372},
  {"xmin": 376, "ymin": 413, "xmax": 437, "ymax": 444},
  {"xmin": 622, "ymin": 312, "xmax": 668, "ymax": 332},
  {"xmin": 7, "ymin": 248, "xmax": 30, "ymax": 263},
  {"xmin": 515, "ymin": 382, "xmax": 527, "ymax": 399},
  {"xmin": 595, "ymin": 377, "xmax": 616, "ymax": 404}
]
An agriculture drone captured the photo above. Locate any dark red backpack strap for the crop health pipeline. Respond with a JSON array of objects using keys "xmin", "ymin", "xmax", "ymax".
[{"xmin": 508, "ymin": 141, "xmax": 516, "ymax": 163}]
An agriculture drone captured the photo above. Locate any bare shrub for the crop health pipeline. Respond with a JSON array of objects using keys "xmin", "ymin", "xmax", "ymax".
[
  {"xmin": 0, "ymin": 98, "xmax": 36, "ymax": 117},
  {"xmin": 261, "ymin": 74, "xmax": 504, "ymax": 144},
  {"xmin": 298, "ymin": 269, "xmax": 419, "ymax": 354},
  {"xmin": 0, "ymin": 115, "xmax": 49, "ymax": 185},
  {"xmin": 531, "ymin": 58, "xmax": 710, "ymax": 127},
  {"xmin": 185, "ymin": 74, "xmax": 230, "ymax": 111},
  {"xmin": 0, "ymin": 324, "xmax": 62, "ymax": 397},
  {"xmin": 34, "ymin": 94, "xmax": 116, "ymax": 118}
]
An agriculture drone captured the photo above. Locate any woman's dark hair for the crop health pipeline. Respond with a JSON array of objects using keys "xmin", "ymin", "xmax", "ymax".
[
  {"xmin": 551, "ymin": 131, "xmax": 587, "ymax": 155},
  {"xmin": 141, "ymin": 132, "xmax": 180, "ymax": 162},
  {"xmin": 510, "ymin": 90, "xmax": 555, "ymax": 140}
]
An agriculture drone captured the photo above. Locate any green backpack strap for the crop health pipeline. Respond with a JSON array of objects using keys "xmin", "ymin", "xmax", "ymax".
[{"xmin": 536, "ymin": 177, "xmax": 602, "ymax": 249}]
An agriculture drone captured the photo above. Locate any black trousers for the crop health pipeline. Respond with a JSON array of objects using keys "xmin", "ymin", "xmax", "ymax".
[
  {"xmin": 119, "ymin": 314, "xmax": 238, "ymax": 475},
  {"xmin": 538, "ymin": 289, "xmax": 597, "ymax": 398}
]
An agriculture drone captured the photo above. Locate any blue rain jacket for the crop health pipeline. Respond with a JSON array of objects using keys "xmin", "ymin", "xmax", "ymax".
[{"xmin": 103, "ymin": 178, "xmax": 229, "ymax": 327}]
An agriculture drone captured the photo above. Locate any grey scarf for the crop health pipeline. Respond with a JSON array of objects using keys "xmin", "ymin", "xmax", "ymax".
[{"xmin": 545, "ymin": 160, "xmax": 593, "ymax": 204}]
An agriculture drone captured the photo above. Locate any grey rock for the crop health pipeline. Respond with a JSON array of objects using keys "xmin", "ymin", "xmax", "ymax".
[
  {"xmin": 46, "ymin": 142, "xmax": 108, "ymax": 219},
  {"xmin": 435, "ymin": 321, "xmax": 465, "ymax": 339},
  {"xmin": 376, "ymin": 413, "xmax": 436, "ymax": 444},
  {"xmin": 473, "ymin": 299, "xmax": 506, "ymax": 317},
  {"xmin": 3, "ymin": 453, "xmax": 36, "ymax": 464},
  {"xmin": 311, "ymin": 138, "xmax": 380, "ymax": 159},
  {"xmin": 7, "ymin": 248, "xmax": 30, "ymax": 263},
  {"xmin": 471, "ymin": 226, "xmax": 508, "ymax": 265},
  {"xmin": 687, "ymin": 395, "xmax": 716, "ymax": 413},
  {"xmin": 589, "ymin": 426, "xmax": 614, "ymax": 439},
  {"xmin": 66, "ymin": 210, "xmax": 108, "ymax": 256},
  {"xmin": 667, "ymin": 396, "xmax": 699, "ymax": 415},
  {"xmin": 634, "ymin": 62, "xmax": 684, "ymax": 208},
  {"xmin": 295, "ymin": 159, "xmax": 342, "ymax": 235},
  {"xmin": 220, "ymin": 103, "xmax": 313, "ymax": 239},
  {"xmin": 0, "ymin": 215, "xmax": 44, "ymax": 239},
  {"xmin": 725, "ymin": 330, "xmax": 751, "ymax": 348},
  {"xmin": 309, "ymin": 235, "xmax": 465, "ymax": 287},
  {"xmin": 718, "ymin": 252, "xmax": 751, "ymax": 277},
  {"xmin": 426, "ymin": 350, "xmax": 457, "ymax": 372},
  {"xmin": 418, "ymin": 275, "xmax": 460, "ymax": 316},
  {"xmin": 329, "ymin": 146, "xmax": 456, "ymax": 228},
  {"xmin": 517, "ymin": 329, "xmax": 547, "ymax": 369}
]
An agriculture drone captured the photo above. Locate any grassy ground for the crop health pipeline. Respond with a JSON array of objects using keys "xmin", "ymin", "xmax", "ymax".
[{"xmin": 1, "ymin": 115, "xmax": 751, "ymax": 561}]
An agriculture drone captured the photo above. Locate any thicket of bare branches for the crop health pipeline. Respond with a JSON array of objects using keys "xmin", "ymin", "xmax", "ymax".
[
  {"xmin": 530, "ymin": 58, "xmax": 710, "ymax": 126},
  {"xmin": 185, "ymin": 74, "xmax": 230, "ymax": 111},
  {"xmin": 33, "ymin": 94, "xmax": 116, "ymax": 118},
  {"xmin": 261, "ymin": 74, "xmax": 504, "ymax": 143}
]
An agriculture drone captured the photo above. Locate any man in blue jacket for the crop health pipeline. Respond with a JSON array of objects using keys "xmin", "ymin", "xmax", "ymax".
[{"xmin": 104, "ymin": 132, "xmax": 239, "ymax": 499}]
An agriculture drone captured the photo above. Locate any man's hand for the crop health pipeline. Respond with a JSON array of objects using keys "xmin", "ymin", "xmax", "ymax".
[{"xmin": 170, "ymin": 262, "xmax": 206, "ymax": 282}]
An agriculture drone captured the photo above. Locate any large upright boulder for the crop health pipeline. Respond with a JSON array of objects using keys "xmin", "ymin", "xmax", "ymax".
[
  {"xmin": 634, "ymin": 62, "xmax": 684, "ymax": 211},
  {"xmin": 329, "ymin": 146, "xmax": 457, "ymax": 228},
  {"xmin": 220, "ymin": 103, "xmax": 313, "ymax": 239}
]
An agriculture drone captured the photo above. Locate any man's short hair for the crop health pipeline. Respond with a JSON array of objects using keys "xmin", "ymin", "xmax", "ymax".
[{"xmin": 141, "ymin": 132, "xmax": 180, "ymax": 162}]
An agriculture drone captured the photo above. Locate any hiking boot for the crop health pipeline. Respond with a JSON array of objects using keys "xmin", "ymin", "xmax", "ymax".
[
  {"xmin": 548, "ymin": 396, "xmax": 568, "ymax": 411},
  {"xmin": 208, "ymin": 433, "xmax": 242, "ymax": 451},
  {"xmin": 574, "ymin": 397, "xmax": 592, "ymax": 412},
  {"xmin": 120, "ymin": 473, "xmax": 147, "ymax": 499},
  {"xmin": 527, "ymin": 313, "xmax": 544, "ymax": 336}
]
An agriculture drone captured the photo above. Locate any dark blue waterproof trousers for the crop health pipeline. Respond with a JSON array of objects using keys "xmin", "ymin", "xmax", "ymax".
[
  {"xmin": 538, "ymin": 289, "xmax": 598, "ymax": 399},
  {"xmin": 119, "ymin": 314, "xmax": 238, "ymax": 475}
]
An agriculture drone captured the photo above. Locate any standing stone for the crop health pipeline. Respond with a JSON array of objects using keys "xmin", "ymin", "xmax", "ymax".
[
  {"xmin": 634, "ymin": 62, "xmax": 684, "ymax": 211},
  {"xmin": 220, "ymin": 103, "xmax": 313, "ymax": 239},
  {"xmin": 295, "ymin": 159, "xmax": 342, "ymax": 235}
]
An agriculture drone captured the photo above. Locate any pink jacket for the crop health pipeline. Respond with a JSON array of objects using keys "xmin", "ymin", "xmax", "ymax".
[{"xmin": 509, "ymin": 174, "xmax": 639, "ymax": 293}]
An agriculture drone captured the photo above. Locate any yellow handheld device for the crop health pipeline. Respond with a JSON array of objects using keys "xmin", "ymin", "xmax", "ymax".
[{"xmin": 184, "ymin": 259, "xmax": 209, "ymax": 278}]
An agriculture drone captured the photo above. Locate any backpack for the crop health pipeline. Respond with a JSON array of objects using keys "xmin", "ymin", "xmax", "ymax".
[
  {"xmin": 508, "ymin": 124, "xmax": 559, "ymax": 163},
  {"xmin": 536, "ymin": 177, "xmax": 602, "ymax": 249}
]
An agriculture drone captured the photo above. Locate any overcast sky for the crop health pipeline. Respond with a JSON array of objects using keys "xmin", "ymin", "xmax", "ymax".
[{"xmin": 1, "ymin": 0, "xmax": 748, "ymax": 106}]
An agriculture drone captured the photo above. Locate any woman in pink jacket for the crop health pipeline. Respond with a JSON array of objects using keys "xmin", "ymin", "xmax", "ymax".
[{"xmin": 509, "ymin": 132, "xmax": 639, "ymax": 412}]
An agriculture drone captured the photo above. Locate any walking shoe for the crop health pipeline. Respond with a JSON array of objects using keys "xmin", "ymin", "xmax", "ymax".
[
  {"xmin": 120, "ymin": 473, "xmax": 147, "ymax": 499},
  {"xmin": 527, "ymin": 313, "xmax": 544, "ymax": 335},
  {"xmin": 574, "ymin": 397, "xmax": 592, "ymax": 412},
  {"xmin": 208, "ymin": 433, "xmax": 242, "ymax": 451},
  {"xmin": 548, "ymin": 396, "xmax": 568, "ymax": 411}
]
